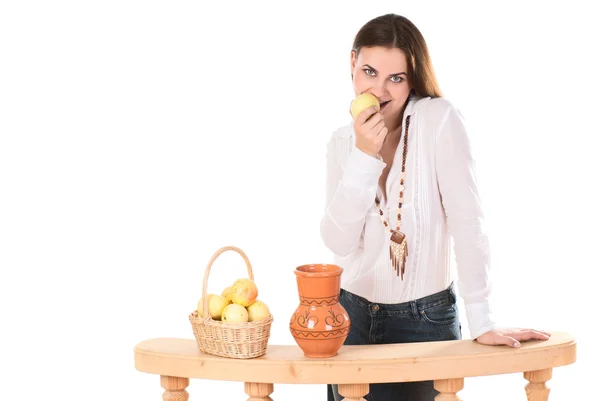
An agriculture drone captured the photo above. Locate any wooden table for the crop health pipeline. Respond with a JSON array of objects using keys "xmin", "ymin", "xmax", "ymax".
[{"xmin": 133, "ymin": 331, "xmax": 576, "ymax": 400}]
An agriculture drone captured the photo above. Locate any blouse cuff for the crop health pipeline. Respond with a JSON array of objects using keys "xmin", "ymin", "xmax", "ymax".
[
  {"xmin": 341, "ymin": 146, "xmax": 386, "ymax": 190},
  {"xmin": 466, "ymin": 301, "xmax": 496, "ymax": 339}
]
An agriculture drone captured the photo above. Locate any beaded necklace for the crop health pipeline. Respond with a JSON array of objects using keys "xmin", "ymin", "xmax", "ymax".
[{"xmin": 374, "ymin": 115, "xmax": 410, "ymax": 279}]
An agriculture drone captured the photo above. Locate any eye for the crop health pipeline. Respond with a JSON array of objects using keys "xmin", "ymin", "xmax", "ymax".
[
  {"xmin": 391, "ymin": 76, "xmax": 404, "ymax": 83},
  {"xmin": 363, "ymin": 68, "xmax": 376, "ymax": 77}
]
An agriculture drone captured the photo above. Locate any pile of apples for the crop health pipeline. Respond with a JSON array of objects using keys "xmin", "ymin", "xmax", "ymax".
[{"xmin": 197, "ymin": 278, "xmax": 271, "ymax": 323}]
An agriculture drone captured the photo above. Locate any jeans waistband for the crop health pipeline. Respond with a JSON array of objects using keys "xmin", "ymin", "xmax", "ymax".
[{"xmin": 341, "ymin": 282, "xmax": 457, "ymax": 313}]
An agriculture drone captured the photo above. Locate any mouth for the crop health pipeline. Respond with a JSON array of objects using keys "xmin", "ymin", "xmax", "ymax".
[{"xmin": 379, "ymin": 100, "xmax": 391, "ymax": 111}]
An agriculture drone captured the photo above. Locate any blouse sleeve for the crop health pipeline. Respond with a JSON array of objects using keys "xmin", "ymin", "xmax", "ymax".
[
  {"xmin": 320, "ymin": 133, "xmax": 387, "ymax": 257},
  {"xmin": 435, "ymin": 105, "xmax": 496, "ymax": 339}
]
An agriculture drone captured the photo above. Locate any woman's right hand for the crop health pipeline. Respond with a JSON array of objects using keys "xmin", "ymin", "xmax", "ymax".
[{"xmin": 353, "ymin": 106, "xmax": 388, "ymax": 157}]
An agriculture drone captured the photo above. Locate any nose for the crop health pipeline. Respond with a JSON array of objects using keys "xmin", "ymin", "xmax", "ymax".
[{"xmin": 369, "ymin": 78, "xmax": 389, "ymax": 99}]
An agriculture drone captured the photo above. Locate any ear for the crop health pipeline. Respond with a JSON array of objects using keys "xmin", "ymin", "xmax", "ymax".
[{"xmin": 350, "ymin": 50, "xmax": 357, "ymax": 75}]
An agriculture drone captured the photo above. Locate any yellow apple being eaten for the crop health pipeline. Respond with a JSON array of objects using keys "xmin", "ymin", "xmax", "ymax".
[
  {"xmin": 350, "ymin": 93, "xmax": 380, "ymax": 119},
  {"xmin": 197, "ymin": 294, "xmax": 229, "ymax": 320},
  {"xmin": 246, "ymin": 300, "xmax": 271, "ymax": 322},
  {"xmin": 221, "ymin": 303, "xmax": 249, "ymax": 323},
  {"xmin": 229, "ymin": 278, "xmax": 258, "ymax": 307}
]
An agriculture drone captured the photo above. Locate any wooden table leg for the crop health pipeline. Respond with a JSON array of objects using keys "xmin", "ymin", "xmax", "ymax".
[
  {"xmin": 245, "ymin": 382, "xmax": 274, "ymax": 401},
  {"xmin": 524, "ymin": 368, "xmax": 552, "ymax": 401},
  {"xmin": 434, "ymin": 378, "xmax": 464, "ymax": 401},
  {"xmin": 160, "ymin": 376, "xmax": 189, "ymax": 401},
  {"xmin": 338, "ymin": 383, "xmax": 369, "ymax": 401}
]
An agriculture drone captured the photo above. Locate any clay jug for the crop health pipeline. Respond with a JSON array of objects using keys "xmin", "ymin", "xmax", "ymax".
[{"xmin": 289, "ymin": 263, "xmax": 351, "ymax": 358}]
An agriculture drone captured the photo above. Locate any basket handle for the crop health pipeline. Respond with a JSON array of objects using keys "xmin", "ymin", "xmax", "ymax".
[{"xmin": 201, "ymin": 246, "xmax": 254, "ymax": 319}]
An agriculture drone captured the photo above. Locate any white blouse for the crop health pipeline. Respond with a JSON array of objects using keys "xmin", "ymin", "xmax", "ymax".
[{"xmin": 320, "ymin": 94, "xmax": 495, "ymax": 339}]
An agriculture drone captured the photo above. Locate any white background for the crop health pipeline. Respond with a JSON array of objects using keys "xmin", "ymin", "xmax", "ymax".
[{"xmin": 1, "ymin": 1, "xmax": 598, "ymax": 400}]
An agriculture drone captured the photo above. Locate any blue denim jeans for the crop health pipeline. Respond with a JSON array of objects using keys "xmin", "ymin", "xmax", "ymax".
[{"xmin": 327, "ymin": 283, "xmax": 462, "ymax": 401}]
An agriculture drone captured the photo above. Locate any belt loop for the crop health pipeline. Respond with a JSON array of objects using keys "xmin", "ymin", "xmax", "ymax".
[
  {"xmin": 410, "ymin": 300, "xmax": 419, "ymax": 319},
  {"xmin": 448, "ymin": 281, "xmax": 457, "ymax": 303}
]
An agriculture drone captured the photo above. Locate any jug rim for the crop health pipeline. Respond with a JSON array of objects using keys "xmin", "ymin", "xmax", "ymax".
[{"xmin": 294, "ymin": 263, "xmax": 343, "ymax": 278}]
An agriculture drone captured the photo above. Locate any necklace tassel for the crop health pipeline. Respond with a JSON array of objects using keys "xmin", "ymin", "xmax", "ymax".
[{"xmin": 390, "ymin": 230, "xmax": 408, "ymax": 279}]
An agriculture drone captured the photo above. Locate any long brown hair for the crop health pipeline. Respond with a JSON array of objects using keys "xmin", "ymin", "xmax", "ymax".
[{"xmin": 352, "ymin": 14, "xmax": 442, "ymax": 98}]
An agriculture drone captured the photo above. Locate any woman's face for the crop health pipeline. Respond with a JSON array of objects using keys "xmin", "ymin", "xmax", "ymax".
[{"xmin": 350, "ymin": 46, "xmax": 412, "ymax": 125}]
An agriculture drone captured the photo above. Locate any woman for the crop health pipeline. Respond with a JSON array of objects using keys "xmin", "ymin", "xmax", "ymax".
[{"xmin": 322, "ymin": 13, "xmax": 550, "ymax": 401}]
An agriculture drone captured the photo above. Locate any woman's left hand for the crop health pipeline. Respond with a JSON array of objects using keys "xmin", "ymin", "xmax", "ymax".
[{"xmin": 476, "ymin": 328, "xmax": 551, "ymax": 348}]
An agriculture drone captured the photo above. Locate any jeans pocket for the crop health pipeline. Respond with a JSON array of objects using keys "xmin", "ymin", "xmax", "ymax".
[{"xmin": 419, "ymin": 302, "xmax": 457, "ymax": 326}]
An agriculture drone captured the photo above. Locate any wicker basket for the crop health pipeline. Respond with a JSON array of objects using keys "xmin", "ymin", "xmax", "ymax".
[{"xmin": 189, "ymin": 246, "xmax": 273, "ymax": 359}]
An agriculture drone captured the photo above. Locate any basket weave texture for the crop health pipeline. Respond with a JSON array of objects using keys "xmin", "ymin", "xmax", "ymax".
[{"xmin": 189, "ymin": 246, "xmax": 273, "ymax": 359}]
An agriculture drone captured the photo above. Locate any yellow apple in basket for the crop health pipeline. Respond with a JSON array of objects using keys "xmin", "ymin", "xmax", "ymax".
[
  {"xmin": 221, "ymin": 303, "xmax": 249, "ymax": 323},
  {"xmin": 197, "ymin": 294, "xmax": 229, "ymax": 320},
  {"xmin": 229, "ymin": 278, "xmax": 258, "ymax": 307},
  {"xmin": 247, "ymin": 300, "xmax": 271, "ymax": 322},
  {"xmin": 221, "ymin": 286, "xmax": 232, "ymax": 302},
  {"xmin": 350, "ymin": 93, "xmax": 380, "ymax": 119}
]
